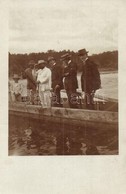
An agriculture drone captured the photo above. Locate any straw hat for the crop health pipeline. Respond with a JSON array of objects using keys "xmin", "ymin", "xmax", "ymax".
[
  {"xmin": 61, "ymin": 53, "xmax": 71, "ymax": 61},
  {"xmin": 38, "ymin": 60, "xmax": 47, "ymax": 65}
]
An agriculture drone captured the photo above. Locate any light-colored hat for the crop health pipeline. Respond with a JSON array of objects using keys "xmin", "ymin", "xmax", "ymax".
[
  {"xmin": 13, "ymin": 74, "xmax": 20, "ymax": 79},
  {"xmin": 38, "ymin": 60, "xmax": 47, "ymax": 65},
  {"xmin": 61, "ymin": 53, "xmax": 71, "ymax": 61}
]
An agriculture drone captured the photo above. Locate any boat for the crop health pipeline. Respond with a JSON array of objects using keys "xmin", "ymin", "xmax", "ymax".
[{"xmin": 9, "ymin": 95, "xmax": 118, "ymax": 131}]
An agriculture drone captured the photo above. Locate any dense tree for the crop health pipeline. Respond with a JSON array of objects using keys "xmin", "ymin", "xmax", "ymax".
[{"xmin": 9, "ymin": 50, "xmax": 118, "ymax": 77}]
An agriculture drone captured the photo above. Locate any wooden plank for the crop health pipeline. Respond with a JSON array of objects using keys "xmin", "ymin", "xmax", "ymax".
[
  {"xmin": 9, "ymin": 103, "xmax": 118, "ymax": 124},
  {"xmin": 9, "ymin": 110, "xmax": 118, "ymax": 131}
]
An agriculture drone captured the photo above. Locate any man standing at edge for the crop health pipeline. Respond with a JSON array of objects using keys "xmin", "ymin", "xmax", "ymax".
[
  {"xmin": 61, "ymin": 53, "xmax": 78, "ymax": 108},
  {"xmin": 24, "ymin": 60, "xmax": 37, "ymax": 104},
  {"xmin": 78, "ymin": 49, "xmax": 101, "ymax": 110},
  {"xmin": 48, "ymin": 56, "xmax": 63, "ymax": 107},
  {"xmin": 37, "ymin": 60, "xmax": 52, "ymax": 107}
]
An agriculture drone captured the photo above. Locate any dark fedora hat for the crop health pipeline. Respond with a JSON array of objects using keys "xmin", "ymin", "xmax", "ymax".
[
  {"xmin": 78, "ymin": 49, "xmax": 89, "ymax": 56},
  {"xmin": 61, "ymin": 53, "xmax": 71, "ymax": 61},
  {"xmin": 47, "ymin": 56, "xmax": 55, "ymax": 62}
]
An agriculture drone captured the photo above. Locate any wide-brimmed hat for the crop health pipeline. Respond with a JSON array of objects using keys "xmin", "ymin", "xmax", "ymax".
[
  {"xmin": 61, "ymin": 53, "xmax": 71, "ymax": 61},
  {"xmin": 28, "ymin": 60, "xmax": 35, "ymax": 66},
  {"xmin": 78, "ymin": 49, "xmax": 89, "ymax": 56},
  {"xmin": 48, "ymin": 56, "xmax": 55, "ymax": 62},
  {"xmin": 13, "ymin": 74, "xmax": 20, "ymax": 79},
  {"xmin": 38, "ymin": 60, "xmax": 47, "ymax": 65}
]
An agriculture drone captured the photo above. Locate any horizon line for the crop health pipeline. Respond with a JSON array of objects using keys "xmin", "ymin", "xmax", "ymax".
[{"xmin": 9, "ymin": 49, "xmax": 118, "ymax": 56}]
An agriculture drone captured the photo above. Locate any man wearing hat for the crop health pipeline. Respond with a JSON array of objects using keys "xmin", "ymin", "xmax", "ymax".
[
  {"xmin": 48, "ymin": 56, "xmax": 63, "ymax": 107},
  {"xmin": 61, "ymin": 53, "xmax": 78, "ymax": 108},
  {"xmin": 78, "ymin": 49, "xmax": 101, "ymax": 109},
  {"xmin": 24, "ymin": 60, "xmax": 37, "ymax": 104},
  {"xmin": 37, "ymin": 60, "xmax": 52, "ymax": 107}
]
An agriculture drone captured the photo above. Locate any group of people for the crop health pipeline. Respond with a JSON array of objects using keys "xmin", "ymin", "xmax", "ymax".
[{"xmin": 9, "ymin": 48, "xmax": 101, "ymax": 110}]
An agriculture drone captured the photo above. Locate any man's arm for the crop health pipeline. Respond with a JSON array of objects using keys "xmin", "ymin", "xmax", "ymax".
[{"xmin": 25, "ymin": 69, "xmax": 36, "ymax": 85}]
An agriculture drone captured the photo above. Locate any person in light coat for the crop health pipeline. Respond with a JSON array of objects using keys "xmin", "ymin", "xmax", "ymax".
[
  {"xmin": 48, "ymin": 56, "xmax": 63, "ymax": 107},
  {"xmin": 37, "ymin": 60, "xmax": 52, "ymax": 107}
]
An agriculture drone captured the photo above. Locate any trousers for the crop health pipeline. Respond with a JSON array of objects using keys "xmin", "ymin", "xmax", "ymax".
[
  {"xmin": 85, "ymin": 91, "xmax": 95, "ymax": 110},
  {"xmin": 66, "ymin": 91, "xmax": 78, "ymax": 109},
  {"xmin": 51, "ymin": 87, "xmax": 62, "ymax": 107},
  {"xmin": 39, "ymin": 90, "xmax": 51, "ymax": 108}
]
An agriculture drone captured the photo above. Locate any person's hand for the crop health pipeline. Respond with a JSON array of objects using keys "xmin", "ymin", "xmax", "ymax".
[
  {"xmin": 55, "ymin": 85, "xmax": 60, "ymax": 90},
  {"xmin": 64, "ymin": 72, "xmax": 69, "ymax": 76}
]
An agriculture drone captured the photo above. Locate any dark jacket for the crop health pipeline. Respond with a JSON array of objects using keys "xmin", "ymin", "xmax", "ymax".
[
  {"xmin": 81, "ymin": 58, "xmax": 101, "ymax": 93},
  {"xmin": 63, "ymin": 61, "xmax": 78, "ymax": 92},
  {"xmin": 51, "ymin": 64, "xmax": 63, "ymax": 90},
  {"xmin": 24, "ymin": 68, "xmax": 36, "ymax": 90}
]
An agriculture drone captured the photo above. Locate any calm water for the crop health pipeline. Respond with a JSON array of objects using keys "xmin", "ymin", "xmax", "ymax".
[
  {"xmin": 60, "ymin": 72, "xmax": 118, "ymax": 101},
  {"xmin": 9, "ymin": 115, "xmax": 118, "ymax": 156},
  {"xmin": 9, "ymin": 72, "xmax": 118, "ymax": 155}
]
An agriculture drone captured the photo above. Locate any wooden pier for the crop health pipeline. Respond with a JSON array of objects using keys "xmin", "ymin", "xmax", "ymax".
[{"xmin": 9, "ymin": 102, "xmax": 118, "ymax": 131}]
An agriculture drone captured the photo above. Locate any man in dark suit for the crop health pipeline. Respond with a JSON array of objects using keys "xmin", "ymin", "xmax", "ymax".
[
  {"xmin": 24, "ymin": 60, "xmax": 37, "ymax": 104},
  {"xmin": 48, "ymin": 56, "xmax": 63, "ymax": 107},
  {"xmin": 61, "ymin": 53, "xmax": 78, "ymax": 108},
  {"xmin": 78, "ymin": 49, "xmax": 101, "ymax": 110}
]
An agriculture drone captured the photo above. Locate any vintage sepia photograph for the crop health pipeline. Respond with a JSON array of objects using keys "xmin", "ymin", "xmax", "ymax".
[{"xmin": 9, "ymin": 0, "xmax": 118, "ymax": 156}]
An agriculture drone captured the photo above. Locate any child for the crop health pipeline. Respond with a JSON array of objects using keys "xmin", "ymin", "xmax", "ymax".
[{"xmin": 10, "ymin": 74, "xmax": 22, "ymax": 102}]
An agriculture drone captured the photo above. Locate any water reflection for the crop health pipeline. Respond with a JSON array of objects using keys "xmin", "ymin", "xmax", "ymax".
[{"xmin": 9, "ymin": 115, "xmax": 118, "ymax": 155}]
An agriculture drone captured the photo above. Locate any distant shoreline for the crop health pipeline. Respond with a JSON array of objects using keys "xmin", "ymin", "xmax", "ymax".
[
  {"xmin": 9, "ymin": 70, "xmax": 118, "ymax": 80},
  {"xmin": 100, "ymin": 70, "xmax": 118, "ymax": 74},
  {"xmin": 77, "ymin": 70, "xmax": 118, "ymax": 75}
]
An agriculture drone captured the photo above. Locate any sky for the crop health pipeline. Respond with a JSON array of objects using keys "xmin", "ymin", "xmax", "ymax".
[{"xmin": 9, "ymin": 0, "xmax": 118, "ymax": 54}]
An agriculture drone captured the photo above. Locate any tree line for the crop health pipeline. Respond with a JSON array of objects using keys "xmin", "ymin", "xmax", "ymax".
[{"xmin": 9, "ymin": 50, "xmax": 118, "ymax": 77}]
